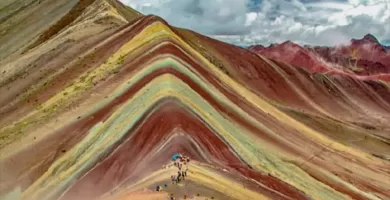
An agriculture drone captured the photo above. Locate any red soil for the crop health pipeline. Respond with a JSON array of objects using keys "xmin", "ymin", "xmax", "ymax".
[
  {"xmin": 1, "ymin": 42, "xmax": 309, "ymax": 199},
  {"xmin": 59, "ymin": 100, "xmax": 308, "ymax": 200}
]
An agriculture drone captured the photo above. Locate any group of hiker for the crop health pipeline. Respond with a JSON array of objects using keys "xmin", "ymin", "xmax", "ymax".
[
  {"xmin": 155, "ymin": 153, "xmax": 190, "ymax": 191},
  {"xmin": 155, "ymin": 153, "xmax": 216, "ymax": 199},
  {"xmin": 171, "ymin": 153, "xmax": 190, "ymax": 184},
  {"xmin": 153, "ymin": 153, "xmax": 194, "ymax": 199}
]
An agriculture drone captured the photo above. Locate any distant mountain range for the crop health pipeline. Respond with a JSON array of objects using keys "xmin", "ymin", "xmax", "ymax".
[
  {"xmin": 248, "ymin": 34, "xmax": 390, "ymax": 80},
  {"xmin": 381, "ymin": 39, "xmax": 390, "ymax": 49}
]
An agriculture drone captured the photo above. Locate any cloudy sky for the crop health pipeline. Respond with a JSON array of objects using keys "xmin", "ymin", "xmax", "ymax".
[{"xmin": 120, "ymin": 0, "xmax": 390, "ymax": 47}]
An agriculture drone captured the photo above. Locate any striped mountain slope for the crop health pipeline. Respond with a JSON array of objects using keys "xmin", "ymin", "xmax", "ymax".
[{"xmin": 0, "ymin": 1, "xmax": 389, "ymax": 200}]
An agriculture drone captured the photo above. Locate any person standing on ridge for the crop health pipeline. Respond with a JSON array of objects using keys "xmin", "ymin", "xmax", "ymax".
[
  {"xmin": 171, "ymin": 175, "xmax": 175, "ymax": 184},
  {"xmin": 183, "ymin": 165, "xmax": 188, "ymax": 177},
  {"xmin": 177, "ymin": 171, "xmax": 182, "ymax": 183}
]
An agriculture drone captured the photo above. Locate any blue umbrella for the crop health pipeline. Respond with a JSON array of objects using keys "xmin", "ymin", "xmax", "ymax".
[{"xmin": 172, "ymin": 153, "xmax": 180, "ymax": 161}]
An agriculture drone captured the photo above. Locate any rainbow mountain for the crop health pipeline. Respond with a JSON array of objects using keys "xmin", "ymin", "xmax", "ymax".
[{"xmin": 0, "ymin": 0, "xmax": 389, "ymax": 200}]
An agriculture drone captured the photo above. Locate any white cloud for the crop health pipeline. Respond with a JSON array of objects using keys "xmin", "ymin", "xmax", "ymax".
[
  {"xmin": 120, "ymin": 0, "xmax": 390, "ymax": 46},
  {"xmin": 245, "ymin": 12, "xmax": 258, "ymax": 26}
]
